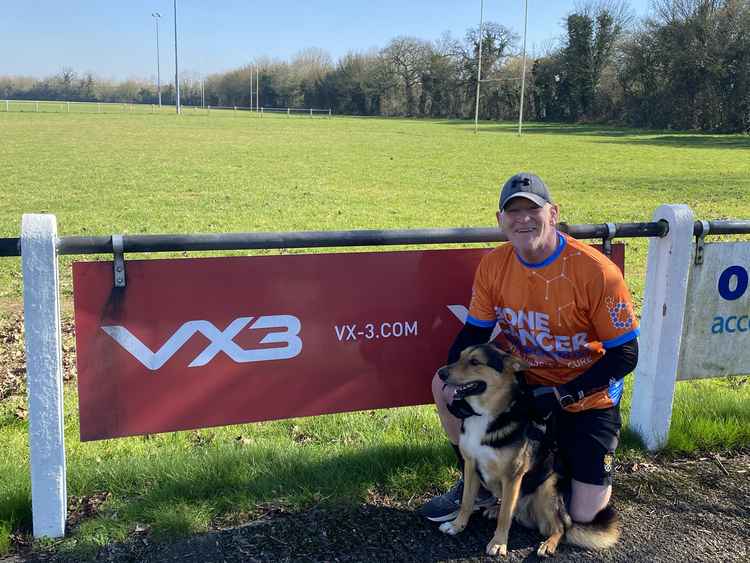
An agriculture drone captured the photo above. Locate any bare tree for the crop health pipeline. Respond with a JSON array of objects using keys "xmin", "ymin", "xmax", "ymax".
[
  {"xmin": 291, "ymin": 47, "xmax": 334, "ymax": 83},
  {"xmin": 382, "ymin": 36, "xmax": 432, "ymax": 116}
]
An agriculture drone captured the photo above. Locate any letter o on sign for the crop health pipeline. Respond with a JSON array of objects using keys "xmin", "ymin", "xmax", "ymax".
[{"xmin": 718, "ymin": 265, "xmax": 749, "ymax": 301}]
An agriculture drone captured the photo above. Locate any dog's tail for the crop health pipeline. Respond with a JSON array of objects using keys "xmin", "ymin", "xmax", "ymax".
[{"xmin": 564, "ymin": 505, "xmax": 621, "ymax": 550}]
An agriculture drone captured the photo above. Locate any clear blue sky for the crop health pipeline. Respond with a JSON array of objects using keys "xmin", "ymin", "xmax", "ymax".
[{"xmin": 0, "ymin": 0, "xmax": 653, "ymax": 82}]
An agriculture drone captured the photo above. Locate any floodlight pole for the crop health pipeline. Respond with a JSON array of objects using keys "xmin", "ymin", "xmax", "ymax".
[
  {"xmin": 518, "ymin": 0, "xmax": 529, "ymax": 136},
  {"xmin": 152, "ymin": 12, "xmax": 162, "ymax": 108},
  {"xmin": 473, "ymin": 0, "xmax": 485, "ymax": 134},
  {"xmin": 173, "ymin": 0, "xmax": 180, "ymax": 114}
]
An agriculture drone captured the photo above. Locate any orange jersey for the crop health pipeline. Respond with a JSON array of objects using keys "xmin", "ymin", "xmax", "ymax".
[{"xmin": 467, "ymin": 232, "xmax": 639, "ymax": 412}]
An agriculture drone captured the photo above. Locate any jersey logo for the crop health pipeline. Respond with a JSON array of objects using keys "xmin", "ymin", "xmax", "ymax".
[{"xmin": 606, "ymin": 297, "xmax": 633, "ymax": 330}]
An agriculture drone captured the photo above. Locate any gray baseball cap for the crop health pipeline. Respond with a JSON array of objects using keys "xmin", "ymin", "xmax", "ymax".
[{"xmin": 499, "ymin": 173, "xmax": 552, "ymax": 210}]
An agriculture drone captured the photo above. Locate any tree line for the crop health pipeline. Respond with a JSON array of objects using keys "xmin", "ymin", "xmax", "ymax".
[{"xmin": 1, "ymin": 0, "xmax": 748, "ymax": 132}]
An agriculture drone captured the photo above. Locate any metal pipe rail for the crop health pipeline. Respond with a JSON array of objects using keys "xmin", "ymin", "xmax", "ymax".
[{"xmin": 1, "ymin": 219, "xmax": 749, "ymax": 258}]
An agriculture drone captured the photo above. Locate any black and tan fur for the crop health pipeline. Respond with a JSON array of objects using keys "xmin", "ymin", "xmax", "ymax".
[{"xmin": 437, "ymin": 343, "xmax": 620, "ymax": 558}]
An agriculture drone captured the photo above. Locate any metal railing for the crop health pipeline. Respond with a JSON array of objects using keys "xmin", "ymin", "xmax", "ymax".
[
  {"xmin": 1, "ymin": 99, "xmax": 206, "ymax": 114},
  {"xmin": 0, "ymin": 221, "xmax": 662, "ymax": 257},
  {"xmin": 3, "ymin": 218, "xmax": 750, "ymax": 259},
  {"xmin": 1, "ymin": 99, "xmax": 332, "ymax": 118}
]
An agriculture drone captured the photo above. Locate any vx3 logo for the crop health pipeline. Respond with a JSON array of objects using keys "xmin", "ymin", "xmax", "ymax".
[{"xmin": 102, "ymin": 315, "xmax": 302, "ymax": 371}]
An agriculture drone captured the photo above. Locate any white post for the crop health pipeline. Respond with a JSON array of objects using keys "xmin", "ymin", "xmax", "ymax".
[
  {"xmin": 629, "ymin": 204, "xmax": 695, "ymax": 451},
  {"xmin": 473, "ymin": 0, "xmax": 484, "ymax": 134},
  {"xmin": 5, "ymin": 100, "xmax": 8, "ymax": 112},
  {"xmin": 36, "ymin": 102, "xmax": 39, "ymax": 112},
  {"xmin": 21, "ymin": 214, "xmax": 67, "ymax": 538},
  {"xmin": 518, "ymin": 0, "xmax": 529, "ymax": 136},
  {"xmin": 66, "ymin": 102, "xmax": 70, "ymax": 113},
  {"xmin": 174, "ymin": 0, "xmax": 181, "ymax": 115}
]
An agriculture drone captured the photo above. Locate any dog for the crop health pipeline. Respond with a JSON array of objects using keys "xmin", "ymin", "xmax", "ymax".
[{"xmin": 436, "ymin": 343, "xmax": 620, "ymax": 557}]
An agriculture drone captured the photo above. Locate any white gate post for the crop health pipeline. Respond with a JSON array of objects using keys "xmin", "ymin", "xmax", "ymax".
[
  {"xmin": 629, "ymin": 204, "xmax": 695, "ymax": 450},
  {"xmin": 21, "ymin": 214, "xmax": 67, "ymax": 538}
]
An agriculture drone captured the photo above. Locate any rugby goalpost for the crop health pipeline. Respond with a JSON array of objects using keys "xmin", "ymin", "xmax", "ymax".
[{"xmin": 474, "ymin": 0, "xmax": 529, "ymax": 135}]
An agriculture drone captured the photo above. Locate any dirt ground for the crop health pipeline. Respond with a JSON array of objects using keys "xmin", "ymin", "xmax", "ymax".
[
  {"xmin": 1, "ymin": 453, "xmax": 746, "ymax": 563},
  {"xmin": 2, "ymin": 314, "xmax": 749, "ymax": 562}
]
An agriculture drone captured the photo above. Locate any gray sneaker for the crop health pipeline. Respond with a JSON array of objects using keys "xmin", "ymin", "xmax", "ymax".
[{"xmin": 418, "ymin": 478, "xmax": 496, "ymax": 522}]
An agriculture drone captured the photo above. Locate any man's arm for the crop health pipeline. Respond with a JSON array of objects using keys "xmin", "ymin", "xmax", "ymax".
[
  {"xmin": 561, "ymin": 338, "xmax": 638, "ymax": 400},
  {"xmin": 447, "ymin": 323, "xmax": 495, "ymax": 364},
  {"xmin": 531, "ymin": 338, "xmax": 638, "ymax": 413}
]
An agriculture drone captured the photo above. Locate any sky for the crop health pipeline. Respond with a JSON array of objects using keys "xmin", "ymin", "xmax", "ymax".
[{"xmin": 0, "ymin": 1, "xmax": 653, "ymax": 82}]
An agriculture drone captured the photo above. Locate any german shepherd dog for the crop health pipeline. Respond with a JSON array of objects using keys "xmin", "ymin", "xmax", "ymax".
[{"xmin": 437, "ymin": 343, "xmax": 620, "ymax": 557}]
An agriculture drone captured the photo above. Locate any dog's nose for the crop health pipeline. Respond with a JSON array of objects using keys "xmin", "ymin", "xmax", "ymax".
[{"xmin": 438, "ymin": 367, "xmax": 449, "ymax": 381}]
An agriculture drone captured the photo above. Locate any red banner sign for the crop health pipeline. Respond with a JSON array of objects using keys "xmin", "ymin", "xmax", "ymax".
[{"xmin": 73, "ymin": 244, "xmax": 624, "ymax": 441}]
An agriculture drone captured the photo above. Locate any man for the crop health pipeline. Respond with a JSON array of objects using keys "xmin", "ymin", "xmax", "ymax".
[{"xmin": 419, "ymin": 172, "xmax": 639, "ymax": 525}]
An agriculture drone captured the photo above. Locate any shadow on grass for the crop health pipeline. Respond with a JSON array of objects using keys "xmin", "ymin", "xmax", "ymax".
[
  {"xmin": 436, "ymin": 120, "xmax": 750, "ymax": 148},
  {"xmin": 598, "ymin": 134, "xmax": 750, "ymax": 150},
  {"xmin": 437, "ymin": 120, "xmax": 637, "ymax": 137},
  {"xmin": 118, "ymin": 442, "xmax": 450, "ymax": 520}
]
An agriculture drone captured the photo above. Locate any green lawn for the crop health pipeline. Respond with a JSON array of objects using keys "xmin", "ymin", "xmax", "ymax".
[
  {"xmin": 1, "ymin": 112, "xmax": 749, "ymax": 556},
  {"xmin": 2, "ymin": 111, "xmax": 750, "ymax": 301}
]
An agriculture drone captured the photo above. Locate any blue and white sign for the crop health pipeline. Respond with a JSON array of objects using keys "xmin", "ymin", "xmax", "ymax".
[{"xmin": 679, "ymin": 242, "xmax": 750, "ymax": 379}]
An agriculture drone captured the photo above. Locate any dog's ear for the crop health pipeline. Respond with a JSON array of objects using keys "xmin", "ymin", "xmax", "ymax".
[{"xmin": 483, "ymin": 344, "xmax": 507, "ymax": 374}]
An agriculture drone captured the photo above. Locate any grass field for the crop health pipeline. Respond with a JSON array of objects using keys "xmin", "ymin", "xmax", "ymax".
[{"xmin": 1, "ymin": 111, "xmax": 750, "ymax": 556}]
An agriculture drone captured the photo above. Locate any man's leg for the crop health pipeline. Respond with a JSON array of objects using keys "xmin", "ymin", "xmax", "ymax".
[
  {"xmin": 569, "ymin": 481, "xmax": 612, "ymax": 523},
  {"xmin": 431, "ymin": 368, "xmax": 461, "ymax": 444},
  {"xmin": 556, "ymin": 406, "xmax": 620, "ymax": 523}
]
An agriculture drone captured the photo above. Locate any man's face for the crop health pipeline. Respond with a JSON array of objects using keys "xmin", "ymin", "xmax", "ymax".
[{"xmin": 496, "ymin": 198, "xmax": 559, "ymax": 260}]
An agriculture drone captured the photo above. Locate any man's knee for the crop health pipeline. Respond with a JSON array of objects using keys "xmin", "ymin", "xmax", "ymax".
[
  {"xmin": 431, "ymin": 370, "xmax": 444, "ymax": 405},
  {"xmin": 569, "ymin": 480, "xmax": 611, "ymax": 523}
]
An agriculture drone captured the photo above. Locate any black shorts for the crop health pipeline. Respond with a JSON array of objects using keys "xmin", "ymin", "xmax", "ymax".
[{"xmin": 552, "ymin": 405, "xmax": 621, "ymax": 486}]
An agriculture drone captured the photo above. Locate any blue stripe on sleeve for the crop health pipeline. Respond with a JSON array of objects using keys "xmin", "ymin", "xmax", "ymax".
[
  {"xmin": 602, "ymin": 328, "xmax": 639, "ymax": 349},
  {"xmin": 466, "ymin": 315, "xmax": 497, "ymax": 328}
]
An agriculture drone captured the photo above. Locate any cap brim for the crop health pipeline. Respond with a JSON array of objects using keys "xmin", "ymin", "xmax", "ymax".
[{"xmin": 502, "ymin": 192, "xmax": 547, "ymax": 210}]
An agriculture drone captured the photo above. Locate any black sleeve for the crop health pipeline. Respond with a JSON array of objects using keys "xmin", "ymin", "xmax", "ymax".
[
  {"xmin": 560, "ymin": 338, "xmax": 639, "ymax": 398},
  {"xmin": 447, "ymin": 323, "xmax": 494, "ymax": 364}
]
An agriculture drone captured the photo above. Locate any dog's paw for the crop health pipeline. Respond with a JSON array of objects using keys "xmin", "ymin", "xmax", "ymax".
[
  {"xmin": 482, "ymin": 504, "xmax": 500, "ymax": 519},
  {"xmin": 486, "ymin": 540, "xmax": 508, "ymax": 557},
  {"xmin": 439, "ymin": 521, "xmax": 464, "ymax": 536},
  {"xmin": 536, "ymin": 539, "xmax": 557, "ymax": 557}
]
